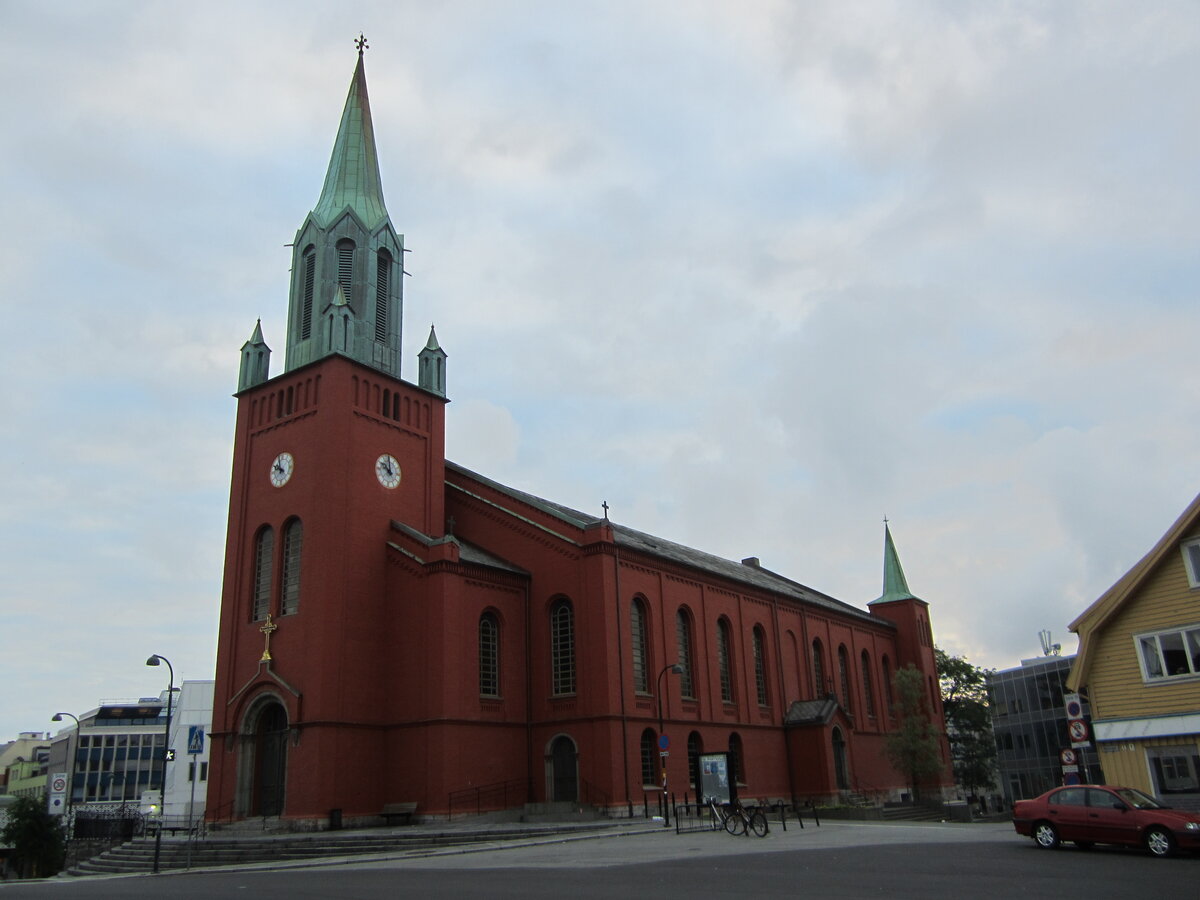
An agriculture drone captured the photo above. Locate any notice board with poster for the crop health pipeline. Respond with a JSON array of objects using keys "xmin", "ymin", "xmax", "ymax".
[{"xmin": 698, "ymin": 752, "xmax": 735, "ymax": 804}]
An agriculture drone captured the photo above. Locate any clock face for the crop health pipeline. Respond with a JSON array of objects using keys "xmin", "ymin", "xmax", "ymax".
[
  {"xmin": 375, "ymin": 453, "xmax": 401, "ymax": 489},
  {"xmin": 270, "ymin": 452, "xmax": 294, "ymax": 487}
]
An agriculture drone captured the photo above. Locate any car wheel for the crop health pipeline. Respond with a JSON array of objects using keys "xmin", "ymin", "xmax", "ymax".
[
  {"xmin": 1033, "ymin": 821, "xmax": 1060, "ymax": 849},
  {"xmin": 1145, "ymin": 826, "xmax": 1175, "ymax": 858},
  {"xmin": 1074, "ymin": 841, "xmax": 1094, "ymax": 850}
]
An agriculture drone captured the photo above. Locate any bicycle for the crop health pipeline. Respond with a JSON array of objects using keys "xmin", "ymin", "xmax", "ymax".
[{"xmin": 709, "ymin": 799, "xmax": 769, "ymax": 837}]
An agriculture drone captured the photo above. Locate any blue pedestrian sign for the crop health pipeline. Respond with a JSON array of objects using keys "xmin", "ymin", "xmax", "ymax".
[{"xmin": 188, "ymin": 726, "xmax": 205, "ymax": 755}]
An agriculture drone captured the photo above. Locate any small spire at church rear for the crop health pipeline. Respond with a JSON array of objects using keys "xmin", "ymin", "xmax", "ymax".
[{"xmin": 355, "ymin": 33, "xmax": 369, "ymax": 56}]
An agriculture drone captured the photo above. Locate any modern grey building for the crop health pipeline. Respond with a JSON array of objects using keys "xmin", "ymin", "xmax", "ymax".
[{"xmin": 987, "ymin": 654, "xmax": 1099, "ymax": 803}]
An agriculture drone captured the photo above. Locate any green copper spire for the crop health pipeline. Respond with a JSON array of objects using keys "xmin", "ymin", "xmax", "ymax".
[
  {"xmin": 874, "ymin": 522, "xmax": 921, "ymax": 604},
  {"xmin": 283, "ymin": 38, "xmax": 405, "ymax": 377},
  {"xmin": 312, "ymin": 45, "xmax": 389, "ymax": 231}
]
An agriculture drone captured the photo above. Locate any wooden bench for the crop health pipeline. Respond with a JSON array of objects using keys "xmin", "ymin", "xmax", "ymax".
[{"xmin": 380, "ymin": 802, "xmax": 418, "ymax": 825}]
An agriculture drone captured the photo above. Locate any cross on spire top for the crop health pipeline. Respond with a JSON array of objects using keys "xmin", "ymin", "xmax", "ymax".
[{"xmin": 355, "ymin": 33, "xmax": 369, "ymax": 56}]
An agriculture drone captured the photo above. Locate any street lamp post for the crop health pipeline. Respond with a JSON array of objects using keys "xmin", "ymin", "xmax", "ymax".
[
  {"xmin": 51, "ymin": 712, "xmax": 81, "ymax": 837},
  {"xmin": 656, "ymin": 663, "xmax": 683, "ymax": 828},
  {"xmin": 146, "ymin": 654, "xmax": 174, "ymax": 875}
]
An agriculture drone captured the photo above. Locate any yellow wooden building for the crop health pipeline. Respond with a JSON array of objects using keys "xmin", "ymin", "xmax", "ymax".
[{"xmin": 1067, "ymin": 492, "xmax": 1200, "ymax": 809}]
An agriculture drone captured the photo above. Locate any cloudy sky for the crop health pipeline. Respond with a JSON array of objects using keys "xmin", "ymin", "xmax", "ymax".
[{"xmin": 2, "ymin": 1, "xmax": 1198, "ymax": 742}]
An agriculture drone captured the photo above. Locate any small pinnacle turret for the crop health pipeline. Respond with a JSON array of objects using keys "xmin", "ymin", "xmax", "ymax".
[
  {"xmin": 418, "ymin": 324, "xmax": 448, "ymax": 397},
  {"xmin": 238, "ymin": 319, "xmax": 271, "ymax": 391}
]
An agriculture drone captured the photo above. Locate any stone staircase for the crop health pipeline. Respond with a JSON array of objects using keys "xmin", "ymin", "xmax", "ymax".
[
  {"xmin": 521, "ymin": 802, "xmax": 604, "ymax": 823},
  {"xmin": 880, "ymin": 803, "xmax": 947, "ymax": 823},
  {"xmin": 69, "ymin": 822, "xmax": 614, "ymax": 876}
]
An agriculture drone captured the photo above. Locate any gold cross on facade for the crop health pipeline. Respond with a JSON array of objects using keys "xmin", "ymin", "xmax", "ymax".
[{"xmin": 260, "ymin": 614, "xmax": 278, "ymax": 662}]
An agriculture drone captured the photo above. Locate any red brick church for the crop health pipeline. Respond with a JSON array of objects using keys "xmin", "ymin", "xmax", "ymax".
[{"xmin": 208, "ymin": 46, "xmax": 952, "ymax": 826}]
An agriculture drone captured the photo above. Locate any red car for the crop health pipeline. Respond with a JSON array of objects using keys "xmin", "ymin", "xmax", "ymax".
[{"xmin": 1013, "ymin": 785, "xmax": 1200, "ymax": 858}]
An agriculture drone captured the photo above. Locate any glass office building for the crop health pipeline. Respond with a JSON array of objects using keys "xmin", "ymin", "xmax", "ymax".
[{"xmin": 987, "ymin": 655, "xmax": 1099, "ymax": 803}]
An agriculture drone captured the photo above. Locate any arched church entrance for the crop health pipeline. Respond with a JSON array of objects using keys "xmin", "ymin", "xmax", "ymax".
[
  {"xmin": 548, "ymin": 735, "xmax": 578, "ymax": 802},
  {"xmin": 832, "ymin": 727, "xmax": 849, "ymax": 791},
  {"xmin": 238, "ymin": 698, "xmax": 289, "ymax": 817}
]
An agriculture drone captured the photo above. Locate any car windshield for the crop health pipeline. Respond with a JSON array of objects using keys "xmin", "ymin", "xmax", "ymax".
[{"xmin": 1113, "ymin": 788, "xmax": 1163, "ymax": 809}]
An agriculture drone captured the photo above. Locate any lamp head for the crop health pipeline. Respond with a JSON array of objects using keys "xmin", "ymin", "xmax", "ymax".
[
  {"xmin": 671, "ymin": 664, "xmax": 683, "ymax": 675},
  {"xmin": 146, "ymin": 655, "xmax": 161, "ymax": 667},
  {"xmin": 52, "ymin": 713, "xmax": 63, "ymax": 722}
]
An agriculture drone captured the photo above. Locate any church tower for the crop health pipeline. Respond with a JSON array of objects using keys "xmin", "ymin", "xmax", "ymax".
[
  {"xmin": 209, "ymin": 42, "xmax": 449, "ymax": 824},
  {"xmin": 285, "ymin": 39, "xmax": 404, "ymax": 376}
]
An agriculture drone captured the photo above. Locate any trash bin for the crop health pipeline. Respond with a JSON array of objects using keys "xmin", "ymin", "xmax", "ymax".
[{"xmin": 329, "ymin": 808, "xmax": 343, "ymax": 830}]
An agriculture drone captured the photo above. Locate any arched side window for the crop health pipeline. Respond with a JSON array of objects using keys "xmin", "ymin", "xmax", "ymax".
[
  {"xmin": 374, "ymin": 249, "xmax": 392, "ymax": 341},
  {"xmin": 882, "ymin": 655, "xmax": 895, "ymax": 713},
  {"xmin": 861, "ymin": 650, "xmax": 875, "ymax": 718},
  {"xmin": 300, "ymin": 246, "xmax": 315, "ymax": 340},
  {"xmin": 717, "ymin": 618, "xmax": 734, "ymax": 704},
  {"xmin": 479, "ymin": 612, "xmax": 499, "ymax": 697},
  {"xmin": 640, "ymin": 728, "xmax": 657, "ymax": 787},
  {"xmin": 676, "ymin": 609, "xmax": 696, "ymax": 699},
  {"xmin": 280, "ymin": 518, "xmax": 303, "ymax": 616},
  {"xmin": 251, "ymin": 526, "xmax": 274, "ymax": 621},
  {"xmin": 812, "ymin": 638, "xmax": 826, "ymax": 698},
  {"xmin": 336, "ymin": 239, "xmax": 356, "ymax": 300},
  {"xmin": 631, "ymin": 598, "xmax": 649, "ymax": 694},
  {"xmin": 729, "ymin": 732, "xmax": 746, "ymax": 785},
  {"xmin": 550, "ymin": 598, "xmax": 575, "ymax": 695},
  {"xmin": 838, "ymin": 645, "xmax": 853, "ymax": 713},
  {"xmin": 687, "ymin": 731, "xmax": 703, "ymax": 792},
  {"xmin": 753, "ymin": 626, "xmax": 769, "ymax": 707}
]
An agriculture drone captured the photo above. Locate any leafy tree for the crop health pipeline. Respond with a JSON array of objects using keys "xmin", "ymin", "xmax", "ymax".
[
  {"xmin": 884, "ymin": 664, "xmax": 944, "ymax": 801},
  {"xmin": 936, "ymin": 648, "xmax": 997, "ymax": 798},
  {"xmin": 0, "ymin": 794, "xmax": 66, "ymax": 879}
]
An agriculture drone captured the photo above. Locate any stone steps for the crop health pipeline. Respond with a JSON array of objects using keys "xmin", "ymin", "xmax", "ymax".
[{"xmin": 69, "ymin": 823, "xmax": 613, "ymax": 876}]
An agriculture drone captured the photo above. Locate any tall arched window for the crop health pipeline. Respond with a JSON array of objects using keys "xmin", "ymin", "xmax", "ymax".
[
  {"xmin": 479, "ymin": 613, "xmax": 499, "ymax": 697},
  {"xmin": 299, "ymin": 246, "xmax": 315, "ymax": 340},
  {"xmin": 882, "ymin": 655, "xmax": 895, "ymax": 713},
  {"xmin": 861, "ymin": 650, "xmax": 875, "ymax": 718},
  {"xmin": 676, "ymin": 609, "xmax": 695, "ymax": 698},
  {"xmin": 374, "ymin": 249, "xmax": 392, "ymax": 341},
  {"xmin": 838, "ymin": 645, "xmax": 853, "ymax": 713},
  {"xmin": 251, "ymin": 526, "xmax": 274, "ymax": 621},
  {"xmin": 812, "ymin": 638, "xmax": 826, "ymax": 697},
  {"xmin": 687, "ymin": 731, "xmax": 703, "ymax": 792},
  {"xmin": 336, "ymin": 239, "xmax": 356, "ymax": 300},
  {"xmin": 729, "ymin": 732, "xmax": 746, "ymax": 784},
  {"xmin": 640, "ymin": 728, "xmax": 657, "ymax": 787},
  {"xmin": 631, "ymin": 598, "xmax": 649, "ymax": 694},
  {"xmin": 717, "ymin": 618, "xmax": 734, "ymax": 703},
  {"xmin": 280, "ymin": 518, "xmax": 303, "ymax": 616},
  {"xmin": 550, "ymin": 598, "xmax": 575, "ymax": 695},
  {"xmin": 753, "ymin": 626, "xmax": 769, "ymax": 706}
]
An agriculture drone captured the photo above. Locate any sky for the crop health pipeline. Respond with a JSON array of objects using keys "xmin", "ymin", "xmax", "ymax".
[{"xmin": 2, "ymin": 0, "xmax": 1199, "ymax": 743}]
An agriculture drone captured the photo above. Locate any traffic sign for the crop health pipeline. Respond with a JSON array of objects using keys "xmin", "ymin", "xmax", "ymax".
[
  {"xmin": 1060, "ymin": 749, "xmax": 1077, "ymax": 766},
  {"xmin": 51, "ymin": 773, "xmax": 67, "ymax": 793},
  {"xmin": 1064, "ymin": 693, "xmax": 1084, "ymax": 719},
  {"xmin": 188, "ymin": 726, "xmax": 205, "ymax": 754},
  {"xmin": 658, "ymin": 734, "xmax": 670, "ymax": 751},
  {"xmin": 1069, "ymin": 719, "xmax": 1090, "ymax": 747}
]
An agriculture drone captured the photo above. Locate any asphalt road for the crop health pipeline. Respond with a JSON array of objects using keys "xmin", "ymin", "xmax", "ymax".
[{"xmin": 1, "ymin": 821, "xmax": 1194, "ymax": 899}]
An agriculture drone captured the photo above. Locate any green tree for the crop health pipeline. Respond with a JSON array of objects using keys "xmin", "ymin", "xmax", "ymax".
[
  {"xmin": 0, "ymin": 794, "xmax": 66, "ymax": 879},
  {"xmin": 936, "ymin": 648, "xmax": 997, "ymax": 798},
  {"xmin": 884, "ymin": 664, "xmax": 944, "ymax": 800}
]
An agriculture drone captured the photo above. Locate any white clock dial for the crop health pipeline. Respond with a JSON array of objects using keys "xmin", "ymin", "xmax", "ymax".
[
  {"xmin": 375, "ymin": 453, "xmax": 401, "ymax": 489},
  {"xmin": 270, "ymin": 452, "xmax": 294, "ymax": 487}
]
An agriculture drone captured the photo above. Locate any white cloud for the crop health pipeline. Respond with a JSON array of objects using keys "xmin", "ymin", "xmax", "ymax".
[{"xmin": 2, "ymin": 0, "xmax": 1199, "ymax": 738}]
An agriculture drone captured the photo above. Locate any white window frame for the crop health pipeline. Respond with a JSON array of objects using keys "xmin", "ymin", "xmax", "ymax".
[
  {"xmin": 1182, "ymin": 538, "xmax": 1200, "ymax": 589},
  {"xmin": 1134, "ymin": 623, "xmax": 1200, "ymax": 683}
]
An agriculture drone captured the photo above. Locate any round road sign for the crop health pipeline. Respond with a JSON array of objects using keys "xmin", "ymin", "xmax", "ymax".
[{"xmin": 658, "ymin": 734, "xmax": 670, "ymax": 751}]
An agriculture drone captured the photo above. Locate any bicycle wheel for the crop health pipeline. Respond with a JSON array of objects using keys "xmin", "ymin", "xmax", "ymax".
[
  {"xmin": 749, "ymin": 808, "xmax": 769, "ymax": 837},
  {"xmin": 724, "ymin": 809, "xmax": 747, "ymax": 836}
]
